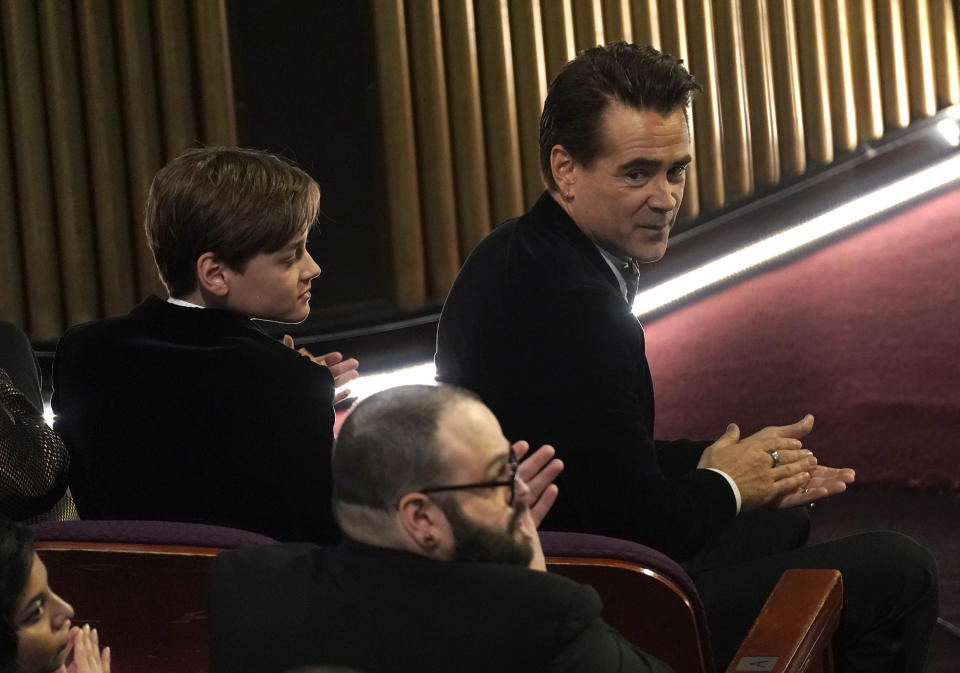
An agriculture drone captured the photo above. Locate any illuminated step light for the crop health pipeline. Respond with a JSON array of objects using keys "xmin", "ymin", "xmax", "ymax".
[
  {"xmin": 633, "ymin": 151, "xmax": 960, "ymax": 317},
  {"xmin": 348, "ymin": 150, "xmax": 960, "ymax": 400}
]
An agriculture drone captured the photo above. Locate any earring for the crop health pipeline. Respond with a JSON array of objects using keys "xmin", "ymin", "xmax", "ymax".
[
  {"xmin": 423, "ymin": 533, "xmax": 437, "ymax": 548},
  {"xmin": 564, "ymin": 192, "xmax": 575, "ymax": 202}
]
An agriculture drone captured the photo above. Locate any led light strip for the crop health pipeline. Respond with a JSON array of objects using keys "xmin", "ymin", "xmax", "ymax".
[{"xmin": 633, "ymin": 151, "xmax": 960, "ymax": 317}]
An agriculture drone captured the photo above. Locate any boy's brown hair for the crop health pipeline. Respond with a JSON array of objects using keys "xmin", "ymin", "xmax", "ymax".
[{"xmin": 145, "ymin": 147, "xmax": 321, "ymax": 297}]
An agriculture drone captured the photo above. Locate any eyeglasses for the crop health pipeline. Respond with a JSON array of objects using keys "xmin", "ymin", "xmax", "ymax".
[{"xmin": 419, "ymin": 450, "xmax": 519, "ymax": 506}]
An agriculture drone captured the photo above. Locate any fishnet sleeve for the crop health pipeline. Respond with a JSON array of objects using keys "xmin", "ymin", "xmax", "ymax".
[{"xmin": 0, "ymin": 367, "xmax": 70, "ymax": 519}]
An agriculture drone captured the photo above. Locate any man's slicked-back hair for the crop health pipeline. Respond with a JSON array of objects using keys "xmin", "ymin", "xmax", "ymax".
[
  {"xmin": 538, "ymin": 41, "xmax": 701, "ymax": 191},
  {"xmin": 145, "ymin": 146, "xmax": 321, "ymax": 297},
  {"xmin": 333, "ymin": 385, "xmax": 481, "ymax": 511}
]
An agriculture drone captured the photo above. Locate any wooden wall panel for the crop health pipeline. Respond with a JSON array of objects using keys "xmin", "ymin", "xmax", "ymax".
[
  {"xmin": 795, "ymin": 0, "xmax": 833, "ymax": 166},
  {"xmin": 0, "ymin": 44, "xmax": 25, "ymax": 327},
  {"xmin": 847, "ymin": 0, "xmax": 885, "ymax": 142},
  {"xmin": 824, "ymin": 0, "xmax": 859, "ymax": 154},
  {"xmin": 768, "ymin": 0, "xmax": 806, "ymax": 178},
  {"xmin": 77, "ymin": 0, "xmax": 137, "ymax": 316},
  {"xmin": 572, "ymin": 0, "xmax": 605, "ymax": 49},
  {"xmin": 440, "ymin": 0, "xmax": 493, "ymax": 256},
  {"xmin": 407, "ymin": 0, "xmax": 460, "ymax": 298},
  {"xmin": 684, "ymin": 0, "xmax": 725, "ymax": 212},
  {"xmin": 508, "ymin": 0, "xmax": 549, "ymax": 205},
  {"xmin": 541, "ymin": 0, "xmax": 576, "ymax": 81},
  {"xmin": 602, "ymin": 0, "xmax": 633, "ymax": 41},
  {"xmin": 902, "ymin": 0, "xmax": 938, "ymax": 119},
  {"xmin": 741, "ymin": 0, "xmax": 780, "ymax": 189},
  {"xmin": 372, "ymin": 0, "xmax": 426, "ymax": 308},
  {"xmin": 1, "ymin": 0, "xmax": 63, "ymax": 339},
  {"xmin": 658, "ymin": 0, "xmax": 699, "ymax": 222},
  {"xmin": 475, "ymin": 0, "xmax": 525, "ymax": 223},
  {"xmin": 115, "ymin": 0, "xmax": 165, "ymax": 298},
  {"xmin": 929, "ymin": 0, "xmax": 960, "ymax": 107},
  {"xmin": 876, "ymin": 0, "xmax": 912, "ymax": 129},
  {"xmin": 630, "ymin": 0, "xmax": 661, "ymax": 48},
  {"xmin": 38, "ymin": 0, "xmax": 100, "ymax": 326},
  {"xmin": 713, "ymin": 0, "xmax": 753, "ymax": 201}
]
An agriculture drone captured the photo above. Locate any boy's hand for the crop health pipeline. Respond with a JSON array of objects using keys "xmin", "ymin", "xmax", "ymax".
[{"xmin": 283, "ymin": 335, "xmax": 360, "ymax": 403}]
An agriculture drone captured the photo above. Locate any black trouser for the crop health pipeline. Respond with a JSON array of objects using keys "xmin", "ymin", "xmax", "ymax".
[
  {"xmin": 0, "ymin": 321, "xmax": 42, "ymax": 412},
  {"xmin": 686, "ymin": 508, "xmax": 939, "ymax": 672}
]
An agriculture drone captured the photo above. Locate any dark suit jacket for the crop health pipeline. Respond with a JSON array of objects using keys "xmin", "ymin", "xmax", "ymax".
[
  {"xmin": 436, "ymin": 192, "xmax": 736, "ymax": 560},
  {"xmin": 207, "ymin": 540, "xmax": 671, "ymax": 673},
  {"xmin": 52, "ymin": 296, "xmax": 338, "ymax": 543}
]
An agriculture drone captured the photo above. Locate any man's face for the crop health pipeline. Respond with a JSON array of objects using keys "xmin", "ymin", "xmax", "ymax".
[
  {"xmin": 433, "ymin": 400, "xmax": 534, "ymax": 565},
  {"xmin": 560, "ymin": 102, "xmax": 691, "ymax": 262},
  {"xmin": 222, "ymin": 229, "xmax": 321, "ymax": 323}
]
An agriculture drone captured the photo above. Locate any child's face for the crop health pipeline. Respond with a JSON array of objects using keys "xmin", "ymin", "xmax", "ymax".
[
  {"xmin": 14, "ymin": 554, "xmax": 74, "ymax": 673},
  {"xmin": 224, "ymin": 231, "xmax": 321, "ymax": 323}
]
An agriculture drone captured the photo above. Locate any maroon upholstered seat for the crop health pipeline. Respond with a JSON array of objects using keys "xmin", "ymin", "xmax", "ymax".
[
  {"xmin": 541, "ymin": 531, "xmax": 842, "ymax": 673},
  {"xmin": 31, "ymin": 520, "xmax": 278, "ymax": 673}
]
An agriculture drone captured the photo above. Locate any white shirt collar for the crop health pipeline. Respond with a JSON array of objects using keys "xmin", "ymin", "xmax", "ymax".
[
  {"xmin": 166, "ymin": 297, "xmax": 205, "ymax": 309},
  {"xmin": 594, "ymin": 244, "xmax": 629, "ymax": 303}
]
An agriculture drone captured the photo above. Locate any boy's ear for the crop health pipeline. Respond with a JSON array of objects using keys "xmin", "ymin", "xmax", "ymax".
[{"xmin": 196, "ymin": 252, "xmax": 230, "ymax": 297}]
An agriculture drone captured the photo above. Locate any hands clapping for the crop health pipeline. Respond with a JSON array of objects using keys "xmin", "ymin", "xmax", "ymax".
[
  {"xmin": 283, "ymin": 334, "xmax": 360, "ymax": 404},
  {"xmin": 55, "ymin": 624, "xmax": 110, "ymax": 673}
]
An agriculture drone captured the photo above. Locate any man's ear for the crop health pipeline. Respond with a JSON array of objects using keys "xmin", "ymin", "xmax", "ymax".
[
  {"xmin": 196, "ymin": 252, "xmax": 231, "ymax": 297},
  {"xmin": 397, "ymin": 492, "xmax": 454, "ymax": 559},
  {"xmin": 550, "ymin": 145, "xmax": 577, "ymax": 194}
]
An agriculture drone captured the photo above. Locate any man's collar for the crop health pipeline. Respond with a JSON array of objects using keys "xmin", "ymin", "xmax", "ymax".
[{"xmin": 166, "ymin": 296, "xmax": 205, "ymax": 309}]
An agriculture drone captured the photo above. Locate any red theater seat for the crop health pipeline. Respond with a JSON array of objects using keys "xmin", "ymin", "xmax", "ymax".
[
  {"xmin": 32, "ymin": 520, "xmax": 277, "ymax": 673},
  {"xmin": 541, "ymin": 531, "xmax": 842, "ymax": 673}
]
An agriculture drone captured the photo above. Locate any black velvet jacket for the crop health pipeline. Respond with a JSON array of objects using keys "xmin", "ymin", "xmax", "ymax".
[
  {"xmin": 52, "ymin": 296, "xmax": 338, "ymax": 543},
  {"xmin": 208, "ymin": 539, "xmax": 671, "ymax": 673},
  {"xmin": 437, "ymin": 192, "xmax": 735, "ymax": 560}
]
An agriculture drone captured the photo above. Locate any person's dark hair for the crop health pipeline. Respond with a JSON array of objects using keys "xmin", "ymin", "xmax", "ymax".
[
  {"xmin": 0, "ymin": 519, "xmax": 34, "ymax": 673},
  {"xmin": 538, "ymin": 41, "xmax": 701, "ymax": 190},
  {"xmin": 332, "ymin": 385, "xmax": 480, "ymax": 511},
  {"xmin": 145, "ymin": 146, "xmax": 322, "ymax": 297}
]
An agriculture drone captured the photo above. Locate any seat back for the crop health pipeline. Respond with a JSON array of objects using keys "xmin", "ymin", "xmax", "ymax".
[
  {"xmin": 32, "ymin": 520, "xmax": 278, "ymax": 673},
  {"xmin": 541, "ymin": 531, "xmax": 713, "ymax": 673}
]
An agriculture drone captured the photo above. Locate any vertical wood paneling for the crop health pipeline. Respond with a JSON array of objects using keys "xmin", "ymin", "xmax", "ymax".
[
  {"xmin": 115, "ymin": 0, "xmax": 165, "ymax": 298},
  {"xmin": 0, "ymin": 47, "xmax": 25, "ymax": 327},
  {"xmin": 876, "ymin": 0, "xmax": 912, "ymax": 129},
  {"xmin": 2, "ymin": 0, "xmax": 63, "ymax": 339},
  {"xmin": 824, "ymin": 0, "xmax": 858, "ymax": 153},
  {"xmin": 713, "ymin": 0, "xmax": 752, "ymax": 201},
  {"xmin": 77, "ymin": 0, "xmax": 136, "ymax": 317},
  {"xmin": 407, "ymin": 0, "xmax": 460, "ymax": 298},
  {"xmin": 193, "ymin": 0, "xmax": 237, "ymax": 146},
  {"xmin": 768, "ymin": 0, "xmax": 806, "ymax": 177},
  {"xmin": 38, "ymin": 0, "xmax": 100, "ymax": 325},
  {"xmin": 930, "ymin": 0, "xmax": 960, "ymax": 108},
  {"xmin": 153, "ymin": 0, "xmax": 199, "ymax": 156},
  {"xmin": 508, "ymin": 0, "xmax": 549, "ymax": 205},
  {"xmin": 684, "ymin": 0, "xmax": 725, "ymax": 211},
  {"xmin": 602, "ymin": 0, "xmax": 633, "ymax": 42},
  {"xmin": 440, "ymin": 0, "xmax": 493, "ymax": 257},
  {"xmin": 372, "ymin": 0, "xmax": 426, "ymax": 307},
  {"xmin": 657, "ymin": 0, "xmax": 699, "ymax": 221},
  {"xmin": 630, "ymin": 0, "xmax": 661, "ymax": 49},
  {"xmin": 795, "ymin": 0, "xmax": 833, "ymax": 166},
  {"xmin": 847, "ymin": 0, "xmax": 885, "ymax": 142},
  {"xmin": 902, "ymin": 0, "xmax": 937, "ymax": 118},
  {"xmin": 741, "ymin": 0, "xmax": 780, "ymax": 189},
  {"xmin": 930, "ymin": 0, "xmax": 960, "ymax": 107},
  {"xmin": 541, "ymin": 0, "xmax": 576, "ymax": 81},
  {"xmin": 475, "ymin": 0, "xmax": 525, "ymax": 223},
  {"xmin": 572, "ymin": 0, "xmax": 605, "ymax": 49}
]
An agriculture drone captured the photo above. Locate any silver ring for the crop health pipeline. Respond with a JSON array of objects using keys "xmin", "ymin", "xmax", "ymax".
[{"xmin": 769, "ymin": 450, "xmax": 781, "ymax": 468}]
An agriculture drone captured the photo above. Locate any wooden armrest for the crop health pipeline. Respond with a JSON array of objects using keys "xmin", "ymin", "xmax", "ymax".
[{"xmin": 726, "ymin": 569, "xmax": 843, "ymax": 673}]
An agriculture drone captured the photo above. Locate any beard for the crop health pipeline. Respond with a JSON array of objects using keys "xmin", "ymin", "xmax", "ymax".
[{"xmin": 438, "ymin": 497, "xmax": 534, "ymax": 566}]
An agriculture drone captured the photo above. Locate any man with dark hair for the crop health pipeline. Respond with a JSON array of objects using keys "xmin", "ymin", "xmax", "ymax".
[
  {"xmin": 436, "ymin": 43, "xmax": 938, "ymax": 670},
  {"xmin": 52, "ymin": 147, "xmax": 358, "ymax": 543},
  {"xmin": 207, "ymin": 384, "xmax": 670, "ymax": 673}
]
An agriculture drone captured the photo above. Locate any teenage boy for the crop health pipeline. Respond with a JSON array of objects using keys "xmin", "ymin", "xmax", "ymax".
[{"xmin": 52, "ymin": 147, "xmax": 358, "ymax": 542}]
